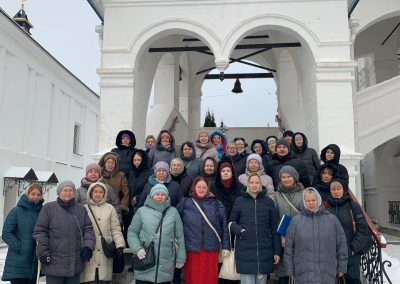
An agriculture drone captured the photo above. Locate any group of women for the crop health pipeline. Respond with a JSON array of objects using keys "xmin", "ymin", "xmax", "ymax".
[{"xmin": 1, "ymin": 129, "xmax": 372, "ymax": 284}]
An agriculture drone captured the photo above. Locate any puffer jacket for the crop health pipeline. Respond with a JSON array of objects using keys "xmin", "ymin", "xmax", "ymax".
[
  {"xmin": 195, "ymin": 141, "xmax": 220, "ymax": 161},
  {"xmin": 1, "ymin": 194, "xmax": 44, "ymax": 281},
  {"xmin": 291, "ymin": 132, "xmax": 320, "ymax": 183},
  {"xmin": 320, "ymin": 144, "xmax": 349, "ymax": 189},
  {"xmin": 76, "ymin": 177, "xmax": 122, "ymax": 223},
  {"xmin": 139, "ymin": 174, "xmax": 183, "ymax": 207},
  {"xmin": 148, "ymin": 130, "xmax": 177, "ymax": 167},
  {"xmin": 33, "ymin": 198, "xmax": 96, "ymax": 277},
  {"xmin": 128, "ymin": 195, "xmax": 186, "ymax": 283},
  {"xmin": 284, "ymin": 203, "xmax": 348, "ymax": 283},
  {"xmin": 99, "ymin": 152, "xmax": 129, "ymax": 212},
  {"xmin": 266, "ymin": 152, "xmax": 311, "ymax": 189},
  {"xmin": 176, "ymin": 193, "xmax": 230, "ymax": 252},
  {"xmin": 327, "ymin": 191, "xmax": 371, "ymax": 280},
  {"xmin": 179, "ymin": 141, "xmax": 203, "ymax": 179},
  {"xmin": 81, "ymin": 184, "xmax": 125, "ymax": 282},
  {"xmin": 229, "ymin": 191, "xmax": 281, "ymax": 274},
  {"xmin": 111, "ymin": 130, "xmax": 136, "ymax": 179},
  {"xmin": 128, "ymin": 149, "xmax": 153, "ymax": 202}
]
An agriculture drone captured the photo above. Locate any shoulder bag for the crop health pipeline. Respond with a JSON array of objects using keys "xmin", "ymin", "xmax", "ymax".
[
  {"xmin": 218, "ymin": 222, "xmax": 240, "ymax": 280},
  {"xmin": 88, "ymin": 204, "xmax": 117, "ymax": 258},
  {"xmin": 192, "ymin": 198, "xmax": 221, "ymax": 244},
  {"xmin": 280, "ymin": 192, "xmax": 300, "ymax": 214}
]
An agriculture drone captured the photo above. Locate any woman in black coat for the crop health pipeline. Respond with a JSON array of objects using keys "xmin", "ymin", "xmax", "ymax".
[
  {"xmin": 230, "ymin": 173, "xmax": 281, "ymax": 283},
  {"xmin": 111, "ymin": 130, "xmax": 136, "ymax": 179},
  {"xmin": 320, "ymin": 144, "xmax": 349, "ymax": 189},
  {"xmin": 327, "ymin": 180, "xmax": 371, "ymax": 284},
  {"xmin": 170, "ymin": 158, "xmax": 193, "ymax": 197},
  {"xmin": 203, "ymin": 157, "xmax": 217, "ymax": 186}
]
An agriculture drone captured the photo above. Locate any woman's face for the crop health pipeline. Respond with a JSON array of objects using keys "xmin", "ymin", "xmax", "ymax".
[
  {"xmin": 160, "ymin": 134, "xmax": 170, "ymax": 146},
  {"xmin": 133, "ymin": 153, "xmax": 142, "ymax": 168},
  {"xmin": 27, "ymin": 188, "xmax": 42, "ymax": 203},
  {"xmin": 227, "ymin": 144, "xmax": 237, "ymax": 156},
  {"xmin": 235, "ymin": 140, "xmax": 245, "ymax": 152},
  {"xmin": 321, "ymin": 170, "xmax": 333, "ymax": 183},
  {"xmin": 182, "ymin": 144, "xmax": 193, "ymax": 158},
  {"xmin": 294, "ymin": 135, "xmax": 303, "ymax": 148},
  {"xmin": 195, "ymin": 180, "xmax": 208, "ymax": 198},
  {"xmin": 170, "ymin": 160, "xmax": 182, "ymax": 175},
  {"xmin": 91, "ymin": 186, "xmax": 105, "ymax": 203},
  {"xmin": 330, "ymin": 184, "xmax": 344, "ymax": 199},
  {"xmin": 199, "ymin": 134, "xmax": 209, "ymax": 144},
  {"xmin": 152, "ymin": 192, "xmax": 167, "ymax": 203},
  {"xmin": 155, "ymin": 169, "xmax": 168, "ymax": 181},
  {"xmin": 121, "ymin": 136, "xmax": 131, "ymax": 146},
  {"xmin": 248, "ymin": 159, "xmax": 260, "ymax": 172},
  {"xmin": 59, "ymin": 186, "xmax": 75, "ymax": 202},
  {"xmin": 105, "ymin": 158, "xmax": 116, "ymax": 172},
  {"xmin": 212, "ymin": 135, "xmax": 221, "ymax": 145},
  {"xmin": 325, "ymin": 148, "xmax": 335, "ymax": 161},
  {"xmin": 204, "ymin": 160, "xmax": 215, "ymax": 175},
  {"xmin": 281, "ymin": 173, "xmax": 295, "ymax": 187},
  {"xmin": 86, "ymin": 169, "xmax": 100, "ymax": 182},
  {"xmin": 249, "ymin": 176, "xmax": 261, "ymax": 193},
  {"xmin": 220, "ymin": 167, "xmax": 232, "ymax": 180},
  {"xmin": 268, "ymin": 141, "xmax": 276, "ymax": 153},
  {"xmin": 253, "ymin": 144, "xmax": 262, "ymax": 154},
  {"xmin": 304, "ymin": 192, "xmax": 318, "ymax": 212},
  {"xmin": 146, "ymin": 137, "xmax": 155, "ymax": 149}
]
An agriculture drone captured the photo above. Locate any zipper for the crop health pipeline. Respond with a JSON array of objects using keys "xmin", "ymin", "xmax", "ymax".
[{"xmin": 255, "ymin": 199, "xmax": 260, "ymax": 276}]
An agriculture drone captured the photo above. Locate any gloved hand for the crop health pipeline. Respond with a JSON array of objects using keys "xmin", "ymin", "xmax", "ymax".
[
  {"xmin": 117, "ymin": 247, "xmax": 124, "ymax": 258},
  {"xmin": 221, "ymin": 249, "xmax": 230, "ymax": 258},
  {"xmin": 39, "ymin": 255, "xmax": 50, "ymax": 264},
  {"xmin": 136, "ymin": 248, "xmax": 146, "ymax": 260},
  {"xmin": 81, "ymin": 247, "xmax": 93, "ymax": 262},
  {"xmin": 239, "ymin": 228, "xmax": 246, "ymax": 239},
  {"xmin": 176, "ymin": 263, "xmax": 184, "ymax": 269}
]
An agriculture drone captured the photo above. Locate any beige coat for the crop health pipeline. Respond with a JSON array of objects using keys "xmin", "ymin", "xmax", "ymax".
[{"xmin": 81, "ymin": 183, "xmax": 125, "ymax": 282}]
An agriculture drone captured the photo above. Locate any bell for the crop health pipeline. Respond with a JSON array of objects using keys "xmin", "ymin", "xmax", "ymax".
[{"xmin": 231, "ymin": 78, "xmax": 243, "ymax": 94}]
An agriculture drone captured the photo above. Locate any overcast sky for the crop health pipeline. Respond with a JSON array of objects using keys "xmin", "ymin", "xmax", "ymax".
[{"xmin": 0, "ymin": 1, "xmax": 277, "ymax": 127}]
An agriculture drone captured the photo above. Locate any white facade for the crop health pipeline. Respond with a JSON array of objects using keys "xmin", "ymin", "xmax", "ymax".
[{"xmin": 0, "ymin": 8, "xmax": 100, "ymax": 229}]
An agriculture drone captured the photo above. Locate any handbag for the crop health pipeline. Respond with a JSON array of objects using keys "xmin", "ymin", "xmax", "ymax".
[
  {"xmin": 336, "ymin": 276, "xmax": 347, "ymax": 284},
  {"xmin": 88, "ymin": 205, "xmax": 117, "ymax": 258},
  {"xmin": 218, "ymin": 222, "xmax": 240, "ymax": 280},
  {"xmin": 288, "ymin": 276, "xmax": 295, "ymax": 284},
  {"xmin": 132, "ymin": 208, "xmax": 168, "ymax": 271},
  {"xmin": 113, "ymin": 251, "xmax": 125, "ymax": 273}
]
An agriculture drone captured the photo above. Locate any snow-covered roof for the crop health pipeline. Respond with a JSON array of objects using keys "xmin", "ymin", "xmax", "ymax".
[
  {"xmin": 3, "ymin": 167, "xmax": 37, "ymax": 180},
  {"xmin": 35, "ymin": 171, "xmax": 59, "ymax": 183}
]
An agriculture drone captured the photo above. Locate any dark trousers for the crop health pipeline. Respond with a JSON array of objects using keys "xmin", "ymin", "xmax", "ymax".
[
  {"xmin": 46, "ymin": 274, "xmax": 80, "ymax": 284},
  {"xmin": 135, "ymin": 281, "xmax": 170, "ymax": 284},
  {"xmin": 11, "ymin": 279, "xmax": 36, "ymax": 284},
  {"xmin": 345, "ymin": 277, "xmax": 362, "ymax": 284},
  {"xmin": 278, "ymin": 276, "xmax": 289, "ymax": 284},
  {"xmin": 173, "ymin": 267, "xmax": 182, "ymax": 284}
]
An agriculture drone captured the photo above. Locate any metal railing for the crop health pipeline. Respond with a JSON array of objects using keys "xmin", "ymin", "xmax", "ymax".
[{"xmin": 388, "ymin": 201, "xmax": 400, "ymax": 224}]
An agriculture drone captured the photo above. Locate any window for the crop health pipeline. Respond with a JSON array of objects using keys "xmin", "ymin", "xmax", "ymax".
[{"xmin": 73, "ymin": 124, "xmax": 82, "ymax": 155}]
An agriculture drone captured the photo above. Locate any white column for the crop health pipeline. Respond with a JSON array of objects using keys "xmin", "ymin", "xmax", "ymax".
[
  {"xmin": 154, "ymin": 53, "xmax": 179, "ymax": 107},
  {"xmin": 179, "ymin": 80, "xmax": 189, "ymax": 123},
  {"xmin": 188, "ymin": 91, "xmax": 201, "ymax": 141}
]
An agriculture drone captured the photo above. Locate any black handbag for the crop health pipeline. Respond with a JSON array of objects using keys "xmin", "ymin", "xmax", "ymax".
[
  {"xmin": 88, "ymin": 205, "xmax": 117, "ymax": 258},
  {"xmin": 132, "ymin": 208, "xmax": 168, "ymax": 271}
]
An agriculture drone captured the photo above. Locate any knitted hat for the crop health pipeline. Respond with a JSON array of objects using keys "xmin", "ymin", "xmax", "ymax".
[
  {"xmin": 154, "ymin": 161, "xmax": 169, "ymax": 173},
  {"xmin": 247, "ymin": 153, "xmax": 262, "ymax": 165},
  {"xmin": 121, "ymin": 133, "xmax": 130, "ymax": 139},
  {"xmin": 86, "ymin": 163, "xmax": 101, "ymax": 175},
  {"xmin": 267, "ymin": 136, "xmax": 277, "ymax": 145},
  {"xmin": 56, "ymin": 180, "xmax": 76, "ymax": 196},
  {"xmin": 198, "ymin": 129, "xmax": 209, "ymax": 138},
  {"xmin": 276, "ymin": 138, "xmax": 290, "ymax": 150},
  {"xmin": 160, "ymin": 131, "xmax": 171, "ymax": 139},
  {"xmin": 150, "ymin": 183, "xmax": 169, "ymax": 197},
  {"xmin": 219, "ymin": 161, "xmax": 233, "ymax": 172},
  {"xmin": 279, "ymin": 165, "xmax": 299, "ymax": 182}
]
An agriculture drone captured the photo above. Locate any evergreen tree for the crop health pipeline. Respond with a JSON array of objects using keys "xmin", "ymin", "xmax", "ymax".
[{"xmin": 210, "ymin": 111, "xmax": 216, "ymax": 127}]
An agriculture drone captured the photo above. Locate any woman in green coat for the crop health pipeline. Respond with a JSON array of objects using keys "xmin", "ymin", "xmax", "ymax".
[
  {"xmin": 1, "ymin": 183, "xmax": 44, "ymax": 284},
  {"xmin": 128, "ymin": 183, "xmax": 186, "ymax": 284}
]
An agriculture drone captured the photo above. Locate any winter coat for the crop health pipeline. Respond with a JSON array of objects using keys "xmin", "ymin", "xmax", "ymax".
[
  {"xmin": 76, "ymin": 178, "xmax": 122, "ymax": 223},
  {"xmin": 111, "ymin": 130, "xmax": 136, "ymax": 179},
  {"xmin": 210, "ymin": 161, "xmax": 242, "ymax": 219},
  {"xmin": 195, "ymin": 141, "xmax": 219, "ymax": 161},
  {"xmin": 221, "ymin": 152, "xmax": 247, "ymax": 178},
  {"xmin": 229, "ymin": 191, "xmax": 281, "ymax": 274},
  {"xmin": 171, "ymin": 167, "xmax": 193, "ymax": 197},
  {"xmin": 251, "ymin": 139, "xmax": 270, "ymax": 171},
  {"xmin": 128, "ymin": 149, "xmax": 153, "ymax": 202},
  {"xmin": 81, "ymin": 185, "xmax": 125, "ymax": 282},
  {"xmin": 148, "ymin": 130, "xmax": 177, "ymax": 167},
  {"xmin": 266, "ymin": 152, "xmax": 311, "ymax": 189},
  {"xmin": 33, "ymin": 198, "xmax": 96, "ymax": 277},
  {"xmin": 210, "ymin": 130, "xmax": 227, "ymax": 159},
  {"xmin": 327, "ymin": 193, "xmax": 371, "ymax": 280},
  {"xmin": 284, "ymin": 206, "xmax": 348, "ymax": 284},
  {"xmin": 128, "ymin": 195, "xmax": 186, "ymax": 283},
  {"xmin": 139, "ymin": 174, "xmax": 183, "ymax": 207},
  {"xmin": 291, "ymin": 132, "xmax": 320, "ymax": 184},
  {"xmin": 320, "ymin": 144, "xmax": 349, "ymax": 189},
  {"xmin": 273, "ymin": 183, "xmax": 305, "ymax": 277},
  {"xmin": 179, "ymin": 142, "xmax": 203, "ymax": 179},
  {"xmin": 98, "ymin": 152, "xmax": 130, "ymax": 212},
  {"xmin": 1, "ymin": 194, "xmax": 44, "ymax": 281},
  {"xmin": 176, "ymin": 194, "xmax": 230, "ymax": 252},
  {"xmin": 238, "ymin": 162, "xmax": 275, "ymax": 200},
  {"xmin": 312, "ymin": 163, "xmax": 340, "ymax": 203}
]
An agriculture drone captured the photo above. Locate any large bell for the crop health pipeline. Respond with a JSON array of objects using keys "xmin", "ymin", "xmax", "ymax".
[{"xmin": 232, "ymin": 78, "xmax": 243, "ymax": 94}]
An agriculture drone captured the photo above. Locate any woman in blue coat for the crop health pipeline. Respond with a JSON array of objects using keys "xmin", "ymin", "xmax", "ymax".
[
  {"xmin": 177, "ymin": 177, "xmax": 230, "ymax": 284},
  {"xmin": 2, "ymin": 183, "xmax": 44, "ymax": 284},
  {"xmin": 230, "ymin": 173, "xmax": 281, "ymax": 284}
]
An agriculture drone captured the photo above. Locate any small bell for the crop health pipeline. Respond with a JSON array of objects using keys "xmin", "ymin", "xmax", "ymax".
[{"xmin": 231, "ymin": 78, "xmax": 243, "ymax": 94}]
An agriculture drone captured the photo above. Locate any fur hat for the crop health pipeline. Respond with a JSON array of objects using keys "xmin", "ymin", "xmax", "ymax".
[
  {"xmin": 279, "ymin": 165, "xmax": 299, "ymax": 182},
  {"xmin": 150, "ymin": 183, "xmax": 169, "ymax": 197},
  {"xmin": 56, "ymin": 180, "xmax": 76, "ymax": 196}
]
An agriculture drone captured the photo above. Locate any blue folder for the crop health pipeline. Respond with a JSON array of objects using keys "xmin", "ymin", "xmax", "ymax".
[{"xmin": 277, "ymin": 214, "xmax": 292, "ymax": 236}]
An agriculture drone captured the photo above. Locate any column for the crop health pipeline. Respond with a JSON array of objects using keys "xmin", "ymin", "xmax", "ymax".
[{"xmin": 153, "ymin": 53, "xmax": 179, "ymax": 107}]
